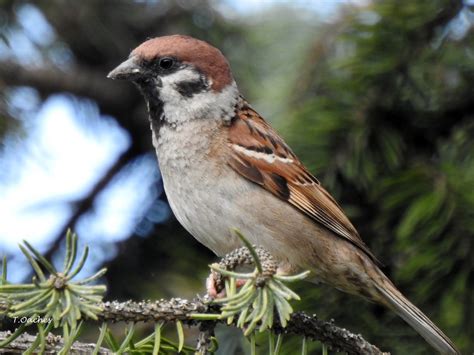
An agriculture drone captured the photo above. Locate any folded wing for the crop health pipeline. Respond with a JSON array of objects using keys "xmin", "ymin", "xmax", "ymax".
[{"xmin": 227, "ymin": 100, "xmax": 378, "ymax": 263}]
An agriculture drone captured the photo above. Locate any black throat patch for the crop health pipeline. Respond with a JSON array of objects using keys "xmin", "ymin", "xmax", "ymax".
[{"xmin": 136, "ymin": 87, "xmax": 164, "ymax": 136}]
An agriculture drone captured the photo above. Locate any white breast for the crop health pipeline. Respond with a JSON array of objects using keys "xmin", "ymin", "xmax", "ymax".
[{"xmin": 153, "ymin": 120, "xmax": 246, "ymax": 255}]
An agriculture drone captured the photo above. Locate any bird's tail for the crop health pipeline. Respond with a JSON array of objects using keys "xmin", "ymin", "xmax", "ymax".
[{"xmin": 373, "ymin": 276, "xmax": 460, "ymax": 355}]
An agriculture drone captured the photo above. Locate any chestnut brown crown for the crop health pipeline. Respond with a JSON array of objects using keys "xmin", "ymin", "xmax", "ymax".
[{"xmin": 131, "ymin": 35, "xmax": 233, "ymax": 91}]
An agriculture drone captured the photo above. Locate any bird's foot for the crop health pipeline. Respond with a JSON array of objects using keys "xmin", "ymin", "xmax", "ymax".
[{"xmin": 206, "ymin": 271, "xmax": 246, "ymax": 299}]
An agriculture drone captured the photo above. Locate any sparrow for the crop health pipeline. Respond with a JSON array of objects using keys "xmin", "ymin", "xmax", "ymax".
[{"xmin": 108, "ymin": 35, "xmax": 459, "ymax": 354}]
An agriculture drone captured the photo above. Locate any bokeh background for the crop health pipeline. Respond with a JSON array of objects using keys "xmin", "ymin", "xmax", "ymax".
[{"xmin": 0, "ymin": 0, "xmax": 472, "ymax": 354}]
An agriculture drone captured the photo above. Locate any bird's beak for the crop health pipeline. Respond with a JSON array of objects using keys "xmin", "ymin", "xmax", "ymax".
[{"xmin": 107, "ymin": 56, "xmax": 142, "ymax": 81}]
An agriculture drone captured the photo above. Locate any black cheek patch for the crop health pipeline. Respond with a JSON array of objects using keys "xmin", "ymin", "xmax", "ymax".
[{"xmin": 175, "ymin": 77, "xmax": 208, "ymax": 98}]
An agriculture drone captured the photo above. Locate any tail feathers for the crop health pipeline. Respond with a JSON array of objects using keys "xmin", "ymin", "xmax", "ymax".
[{"xmin": 374, "ymin": 282, "xmax": 460, "ymax": 355}]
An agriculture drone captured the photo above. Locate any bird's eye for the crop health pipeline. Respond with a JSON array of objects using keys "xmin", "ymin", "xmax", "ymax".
[{"xmin": 159, "ymin": 57, "xmax": 174, "ymax": 70}]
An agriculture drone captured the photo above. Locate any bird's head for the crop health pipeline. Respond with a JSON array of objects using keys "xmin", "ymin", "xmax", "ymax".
[{"xmin": 108, "ymin": 35, "xmax": 238, "ymax": 125}]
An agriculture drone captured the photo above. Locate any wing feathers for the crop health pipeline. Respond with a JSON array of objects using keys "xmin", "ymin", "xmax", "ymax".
[{"xmin": 228, "ymin": 100, "xmax": 378, "ymax": 263}]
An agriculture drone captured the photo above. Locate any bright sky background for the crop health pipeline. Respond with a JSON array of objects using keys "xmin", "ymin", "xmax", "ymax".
[
  {"xmin": 1, "ymin": 0, "xmax": 469, "ymax": 282},
  {"xmin": 0, "ymin": 3, "xmax": 172, "ymax": 281}
]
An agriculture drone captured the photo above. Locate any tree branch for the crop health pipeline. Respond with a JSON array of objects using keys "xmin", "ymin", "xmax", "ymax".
[
  {"xmin": 196, "ymin": 321, "xmax": 216, "ymax": 355},
  {"xmin": 0, "ymin": 331, "xmax": 111, "ymax": 354},
  {"xmin": 43, "ymin": 145, "xmax": 137, "ymax": 261},
  {"xmin": 0, "ymin": 60, "xmax": 134, "ymax": 115},
  {"xmin": 0, "ymin": 298, "xmax": 385, "ymax": 355}
]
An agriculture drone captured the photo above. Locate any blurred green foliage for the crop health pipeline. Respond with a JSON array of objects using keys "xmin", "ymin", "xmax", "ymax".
[{"xmin": 281, "ymin": 1, "xmax": 473, "ymax": 354}]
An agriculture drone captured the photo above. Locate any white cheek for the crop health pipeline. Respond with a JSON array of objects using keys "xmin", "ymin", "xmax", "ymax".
[
  {"xmin": 158, "ymin": 68, "xmax": 200, "ymax": 103},
  {"xmin": 158, "ymin": 68, "xmax": 239, "ymax": 124}
]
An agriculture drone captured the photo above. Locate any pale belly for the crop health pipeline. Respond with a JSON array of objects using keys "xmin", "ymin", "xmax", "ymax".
[{"xmin": 160, "ymin": 158, "xmax": 262, "ymax": 256}]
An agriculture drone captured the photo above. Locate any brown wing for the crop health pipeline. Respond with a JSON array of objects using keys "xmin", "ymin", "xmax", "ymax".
[{"xmin": 228, "ymin": 100, "xmax": 378, "ymax": 263}]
